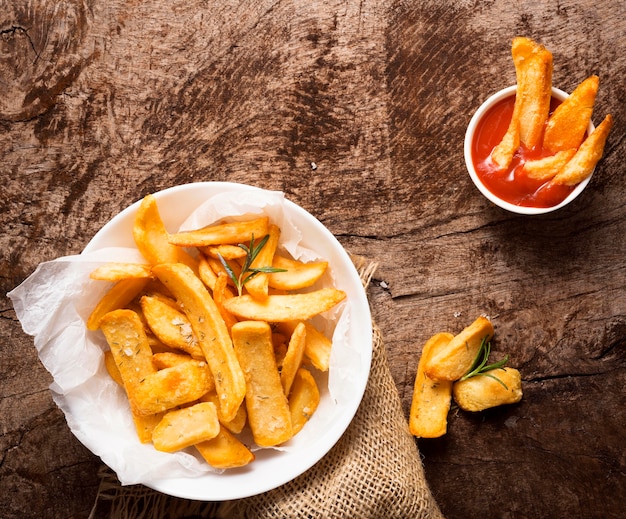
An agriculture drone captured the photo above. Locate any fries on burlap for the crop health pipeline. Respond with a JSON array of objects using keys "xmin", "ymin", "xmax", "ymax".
[{"xmin": 91, "ymin": 259, "xmax": 443, "ymax": 519}]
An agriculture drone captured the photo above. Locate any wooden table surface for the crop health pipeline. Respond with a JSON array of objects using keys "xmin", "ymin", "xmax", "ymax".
[{"xmin": 2, "ymin": 1, "xmax": 624, "ymax": 517}]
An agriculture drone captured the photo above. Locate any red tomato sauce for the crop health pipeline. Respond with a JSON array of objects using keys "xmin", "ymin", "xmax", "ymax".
[{"xmin": 471, "ymin": 95, "xmax": 575, "ymax": 208}]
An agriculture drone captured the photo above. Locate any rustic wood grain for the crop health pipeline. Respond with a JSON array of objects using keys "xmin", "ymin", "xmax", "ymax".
[{"xmin": 1, "ymin": 0, "xmax": 625, "ymax": 517}]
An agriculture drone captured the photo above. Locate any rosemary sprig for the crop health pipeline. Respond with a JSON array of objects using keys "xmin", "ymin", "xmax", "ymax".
[
  {"xmin": 460, "ymin": 335, "xmax": 510, "ymax": 389},
  {"xmin": 217, "ymin": 233, "xmax": 286, "ymax": 296}
]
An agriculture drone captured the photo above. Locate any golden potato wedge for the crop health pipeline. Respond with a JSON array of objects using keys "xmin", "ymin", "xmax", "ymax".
[
  {"xmin": 288, "ymin": 368, "xmax": 320, "ymax": 436},
  {"xmin": 232, "ymin": 320, "xmax": 293, "ymax": 447},
  {"xmin": 86, "ymin": 278, "xmax": 150, "ymax": 330},
  {"xmin": 245, "ymin": 224, "xmax": 280, "ymax": 300},
  {"xmin": 213, "ymin": 272, "xmax": 238, "ymax": 331},
  {"xmin": 551, "ymin": 113, "xmax": 613, "ymax": 186},
  {"xmin": 276, "ymin": 321, "xmax": 333, "ymax": 372},
  {"xmin": 152, "ymin": 263, "xmax": 246, "ymax": 422},
  {"xmin": 132, "ymin": 194, "xmax": 197, "ymax": 270},
  {"xmin": 199, "ymin": 391, "xmax": 247, "ymax": 434},
  {"xmin": 280, "ymin": 322, "xmax": 307, "ymax": 396},
  {"xmin": 152, "ymin": 351, "xmax": 193, "ymax": 369},
  {"xmin": 544, "ymin": 75, "xmax": 599, "ymax": 153},
  {"xmin": 152, "ymin": 402, "xmax": 220, "ymax": 453},
  {"xmin": 268, "ymin": 255, "xmax": 328, "ymax": 291},
  {"xmin": 223, "ymin": 288, "xmax": 346, "ymax": 323},
  {"xmin": 195, "ymin": 425, "xmax": 255, "ymax": 469},
  {"xmin": 140, "ymin": 294, "xmax": 204, "ymax": 359},
  {"xmin": 103, "ymin": 350, "xmax": 124, "ymax": 386},
  {"xmin": 452, "ymin": 367, "xmax": 523, "ymax": 412},
  {"xmin": 409, "ymin": 332, "xmax": 454, "ymax": 438},
  {"xmin": 130, "ymin": 359, "xmax": 214, "ymax": 416},
  {"xmin": 90, "ymin": 262, "xmax": 154, "ymax": 281},
  {"xmin": 202, "ymin": 244, "xmax": 247, "ymax": 261},
  {"xmin": 132, "ymin": 412, "xmax": 164, "ymax": 444},
  {"xmin": 423, "ymin": 316, "xmax": 495, "ymax": 381},
  {"xmin": 521, "ymin": 148, "xmax": 577, "ymax": 181},
  {"xmin": 168, "ymin": 217, "xmax": 269, "ymax": 247}
]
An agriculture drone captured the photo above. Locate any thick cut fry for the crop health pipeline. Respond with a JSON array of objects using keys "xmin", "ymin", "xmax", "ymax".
[
  {"xmin": 202, "ymin": 244, "xmax": 247, "ymax": 260},
  {"xmin": 132, "ymin": 194, "xmax": 197, "ymax": 270},
  {"xmin": 551, "ymin": 114, "xmax": 613, "ymax": 186},
  {"xmin": 104, "ymin": 350, "xmax": 124, "ymax": 386},
  {"xmin": 213, "ymin": 272, "xmax": 238, "ymax": 331},
  {"xmin": 544, "ymin": 75, "xmax": 599, "ymax": 153},
  {"xmin": 521, "ymin": 149, "xmax": 576, "ymax": 181},
  {"xmin": 512, "ymin": 37, "xmax": 553, "ymax": 149},
  {"xmin": 268, "ymin": 255, "xmax": 328, "ymax": 291},
  {"xmin": 245, "ymin": 224, "xmax": 280, "ymax": 300},
  {"xmin": 197, "ymin": 254, "xmax": 219, "ymax": 291},
  {"xmin": 132, "ymin": 412, "xmax": 164, "ymax": 443},
  {"xmin": 99, "ymin": 309, "xmax": 156, "ymax": 389},
  {"xmin": 232, "ymin": 321, "xmax": 293, "ymax": 447},
  {"xmin": 87, "ymin": 278, "xmax": 150, "ymax": 330},
  {"xmin": 168, "ymin": 217, "xmax": 269, "ymax": 247},
  {"xmin": 452, "ymin": 368, "xmax": 523, "ymax": 412},
  {"xmin": 90, "ymin": 262, "xmax": 154, "ymax": 281},
  {"xmin": 409, "ymin": 332, "xmax": 454, "ymax": 438},
  {"xmin": 195, "ymin": 426, "xmax": 255, "ymax": 469},
  {"xmin": 152, "ymin": 402, "xmax": 220, "ymax": 453},
  {"xmin": 200, "ymin": 391, "xmax": 247, "ymax": 434},
  {"xmin": 288, "ymin": 368, "xmax": 320, "ymax": 436},
  {"xmin": 131, "ymin": 359, "xmax": 214, "ymax": 416},
  {"xmin": 140, "ymin": 295, "xmax": 204, "ymax": 359},
  {"xmin": 423, "ymin": 316, "xmax": 495, "ymax": 381},
  {"xmin": 152, "ymin": 351, "xmax": 193, "ymax": 368},
  {"xmin": 276, "ymin": 321, "xmax": 333, "ymax": 372},
  {"xmin": 152, "ymin": 263, "xmax": 246, "ymax": 422},
  {"xmin": 224, "ymin": 288, "xmax": 346, "ymax": 323},
  {"xmin": 280, "ymin": 322, "xmax": 307, "ymax": 396}
]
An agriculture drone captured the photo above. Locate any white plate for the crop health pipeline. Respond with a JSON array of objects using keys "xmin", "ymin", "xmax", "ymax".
[{"xmin": 81, "ymin": 182, "xmax": 373, "ymax": 500}]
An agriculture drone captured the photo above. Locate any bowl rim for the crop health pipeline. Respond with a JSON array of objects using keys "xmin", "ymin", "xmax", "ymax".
[{"xmin": 464, "ymin": 85, "xmax": 595, "ymax": 215}]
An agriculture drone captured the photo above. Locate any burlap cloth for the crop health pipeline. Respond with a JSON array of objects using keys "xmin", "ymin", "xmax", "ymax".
[{"xmin": 89, "ymin": 258, "xmax": 444, "ymax": 519}]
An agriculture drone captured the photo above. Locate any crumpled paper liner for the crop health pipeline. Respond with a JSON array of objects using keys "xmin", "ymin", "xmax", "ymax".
[{"xmin": 90, "ymin": 258, "xmax": 444, "ymax": 519}]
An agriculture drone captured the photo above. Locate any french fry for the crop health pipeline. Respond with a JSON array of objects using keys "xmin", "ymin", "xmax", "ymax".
[
  {"xmin": 152, "ymin": 402, "xmax": 220, "ymax": 453},
  {"xmin": 195, "ymin": 425, "xmax": 255, "ymax": 469},
  {"xmin": 168, "ymin": 217, "xmax": 269, "ymax": 247},
  {"xmin": 103, "ymin": 350, "xmax": 124, "ymax": 386},
  {"xmin": 132, "ymin": 412, "xmax": 165, "ymax": 443},
  {"xmin": 132, "ymin": 194, "xmax": 197, "ymax": 271},
  {"xmin": 280, "ymin": 322, "xmax": 307, "ymax": 396},
  {"xmin": 521, "ymin": 149, "xmax": 576, "ymax": 181},
  {"xmin": 268, "ymin": 255, "xmax": 328, "ymax": 291},
  {"xmin": 232, "ymin": 321, "xmax": 293, "ymax": 447},
  {"xmin": 544, "ymin": 75, "xmax": 599, "ymax": 153},
  {"xmin": 276, "ymin": 321, "xmax": 333, "ymax": 372},
  {"xmin": 152, "ymin": 263, "xmax": 246, "ymax": 422},
  {"xmin": 409, "ymin": 332, "xmax": 454, "ymax": 438},
  {"xmin": 140, "ymin": 295, "xmax": 204, "ymax": 359},
  {"xmin": 213, "ymin": 272, "xmax": 238, "ymax": 331},
  {"xmin": 197, "ymin": 254, "xmax": 219, "ymax": 291},
  {"xmin": 551, "ymin": 114, "xmax": 613, "ymax": 186},
  {"xmin": 202, "ymin": 244, "xmax": 247, "ymax": 260},
  {"xmin": 90, "ymin": 262, "xmax": 154, "ymax": 281},
  {"xmin": 223, "ymin": 288, "xmax": 346, "ymax": 323},
  {"xmin": 199, "ymin": 391, "xmax": 247, "ymax": 434},
  {"xmin": 152, "ymin": 351, "xmax": 193, "ymax": 368},
  {"xmin": 86, "ymin": 278, "xmax": 150, "ymax": 330},
  {"xmin": 423, "ymin": 316, "xmax": 495, "ymax": 381},
  {"xmin": 244, "ymin": 224, "xmax": 280, "ymax": 300},
  {"xmin": 288, "ymin": 368, "xmax": 320, "ymax": 436},
  {"xmin": 452, "ymin": 367, "xmax": 523, "ymax": 412},
  {"xmin": 130, "ymin": 359, "xmax": 214, "ymax": 416}
]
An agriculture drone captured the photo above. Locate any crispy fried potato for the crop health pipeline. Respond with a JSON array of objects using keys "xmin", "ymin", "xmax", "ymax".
[
  {"xmin": 276, "ymin": 321, "xmax": 333, "ymax": 372},
  {"xmin": 280, "ymin": 322, "xmax": 307, "ymax": 396},
  {"xmin": 213, "ymin": 272, "xmax": 238, "ymax": 331},
  {"xmin": 132, "ymin": 194, "xmax": 197, "ymax": 270},
  {"xmin": 202, "ymin": 244, "xmax": 247, "ymax": 260},
  {"xmin": 224, "ymin": 288, "xmax": 346, "ymax": 322},
  {"xmin": 268, "ymin": 255, "xmax": 328, "ymax": 291},
  {"xmin": 288, "ymin": 368, "xmax": 320, "ymax": 436},
  {"xmin": 130, "ymin": 359, "xmax": 214, "ymax": 416},
  {"xmin": 195, "ymin": 425, "xmax": 255, "ymax": 469},
  {"xmin": 152, "ymin": 351, "xmax": 193, "ymax": 369},
  {"xmin": 168, "ymin": 217, "xmax": 269, "ymax": 247},
  {"xmin": 423, "ymin": 316, "xmax": 495, "ymax": 382},
  {"xmin": 544, "ymin": 75, "xmax": 599, "ymax": 153},
  {"xmin": 232, "ymin": 321, "xmax": 293, "ymax": 447},
  {"xmin": 132, "ymin": 412, "xmax": 164, "ymax": 443},
  {"xmin": 152, "ymin": 263, "xmax": 246, "ymax": 422},
  {"xmin": 452, "ymin": 367, "xmax": 523, "ymax": 412},
  {"xmin": 199, "ymin": 391, "xmax": 247, "ymax": 434},
  {"xmin": 409, "ymin": 332, "xmax": 454, "ymax": 438},
  {"xmin": 90, "ymin": 262, "xmax": 154, "ymax": 281},
  {"xmin": 104, "ymin": 350, "xmax": 124, "ymax": 386},
  {"xmin": 140, "ymin": 295, "xmax": 204, "ymax": 359},
  {"xmin": 551, "ymin": 113, "xmax": 613, "ymax": 186},
  {"xmin": 521, "ymin": 148, "xmax": 577, "ymax": 181},
  {"xmin": 86, "ymin": 278, "xmax": 150, "ymax": 330},
  {"xmin": 197, "ymin": 254, "xmax": 219, "ymax": 291},
  {"xmin": 245, "ymin": 224, "xmax": 280, "ymax": 300},
  {"xmin": 152, "ymin": 402, "xmax": 220, "ymax": 453}
]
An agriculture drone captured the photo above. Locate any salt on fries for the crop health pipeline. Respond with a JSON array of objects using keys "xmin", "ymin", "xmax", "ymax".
[
  {"xmin": 493, "ymin": 37, "xmax": 613, "ymax": 185},
  {"xmin": 86, "ymin": 194, "xmax": 346, "ymax": 469}
]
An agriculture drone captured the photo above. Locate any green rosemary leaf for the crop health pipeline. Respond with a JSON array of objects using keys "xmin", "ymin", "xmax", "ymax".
[{"xmin": 460, "ymin": 335, "xmax": 509, "ymax": 388}]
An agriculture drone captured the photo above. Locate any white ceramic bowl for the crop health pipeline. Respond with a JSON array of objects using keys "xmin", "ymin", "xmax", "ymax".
[
  {"xmin": 464, "ymin": 85, "xmax": 594, "ymax": 215},
  {"xmin": 76, "ymin": 182, "xmax": 373, "ymax": 500}
]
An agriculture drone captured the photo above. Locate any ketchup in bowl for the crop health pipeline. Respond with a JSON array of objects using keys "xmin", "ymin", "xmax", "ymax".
[{"xmin": 470, "ymin": 93, "xmax": 577, "ymax": 209}]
